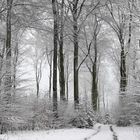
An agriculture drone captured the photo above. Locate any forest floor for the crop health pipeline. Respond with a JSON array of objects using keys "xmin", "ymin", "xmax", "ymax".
[{"xmin": 0, "ymin": 124, "xmax": 140, "ymax": 140}]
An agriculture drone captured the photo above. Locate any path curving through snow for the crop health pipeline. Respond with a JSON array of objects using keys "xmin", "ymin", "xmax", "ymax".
[
  {"xmin": 110, "ymin": 126, "xmax": 118, "ymax": 140},
  {"xmin": 89, "ymin": 125, "xmax": 113, "ymax": 140},
  {"xmin": 0, "ymin": 125, "xmax": 140, "ymax": 140}
]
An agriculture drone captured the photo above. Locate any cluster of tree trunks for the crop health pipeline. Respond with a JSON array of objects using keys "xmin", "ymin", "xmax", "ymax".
[
  {"xmin": 0, "ymin": 0, "xmax": 134, "ymax": 117},
  {"xmin": 51, "ymin": 0, "xmax": 99, "ymax": 111}
]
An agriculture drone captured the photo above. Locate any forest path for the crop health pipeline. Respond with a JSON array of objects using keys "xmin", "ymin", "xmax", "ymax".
[
  {"xmin": 84, "ymin": 124, "xmax": 119, "ymax": 140},
  {"xmin": 88, "ymin": 125, "xmax": 113, "ymax": 140},
  {"xmin": 84, "ymin": 125, "xmax": 101, "ymax": 140},
  {"xmin": 0, "ymin": 125, "xmax": 139, "ymax": 140},
  {"xmin": 110, "ymin": 126, "xmax": 118, "ymax": 140}
]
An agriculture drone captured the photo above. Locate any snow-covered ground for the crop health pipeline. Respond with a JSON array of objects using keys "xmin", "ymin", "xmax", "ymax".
[
  {"xmin": 0, "ymin": 125, "xmax": 139, "ymax": 140},
  {"xmin": 91, "ymin": 125, "xmax": 112, "ymax": 140},
  {"xmin": 0, "ymin": 129, "xmax": 97, "ymax": 140},
  {"xmin": 114, "ymin": 126, "xmax": 140, "ymax": 140}
]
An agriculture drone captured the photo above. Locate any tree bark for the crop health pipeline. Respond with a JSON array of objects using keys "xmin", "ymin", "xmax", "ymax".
[
  {"xmin": 0, "ymin": 39, "xmax": 5, "ymax": 93},
  {"xmin": 52, "ymin": 0, "xmax": 58, "ymax": 113},
  {"xmin": 73, "ymin": 0, "xmax": 79, "ymax": 108},
  {"xmin": 66, "ymin": 55, "xmax": 69, "ymax": 101},
  {"xmin": 59, "ymin": 0, "xmax": 65, "ymax": 101},
  {"xmin": 120, "ymin": 38, "xmax": 127, "ymax": 92},
  {"xmin": 36, "ymin": 80, "xmax": 39, "ymax": 98},
  {"xmin": 91, "ymin": 36, "xmax": 98, "ymax": 111},
  {"xmin": 13, "ymin": 39, "xmax": 18, "ymax": 97},
  {"xmin": 4, "ymin": 0, "xmax": 13, "ymax": 103},
  {"xmin": 48, "ymin": 53, "xmax": 52, "ymax": 99}
]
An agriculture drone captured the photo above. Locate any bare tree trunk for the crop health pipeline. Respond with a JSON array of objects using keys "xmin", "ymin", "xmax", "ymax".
[
  {"xmin": 0, "ymin": 39, "xmax": 5, "ymax": 92},
  {"xmin": 73, "ymin": 0, "xmax": 79, "ymax": 108},
  {"xmin": 48, "ymin": 53, "xmax": 52, "ymax": 99},
  {"xmin": 119, "ymin": 12, "xmax": 127, "ymax": 93},
  {"xmin": 128, "ymin": 0, "xmax": 133, "ymax": 80},
  {"xmin": 52, "ymin": 0, "xmax": 58, "ymax": 113},
  {"xmin": 13, "ymin": 39, "xmax": 18, "ymax": 97},
  {"xmin": 59, "ymin": 0, "xmax": 65, "ymax": 101},
  {"xmin": 35, "ymin": 59, "xmax": 42, "ymax": 98},
  {"xmin": 128, "ymin": 5, "xmax": 132, "ymax": 51},
  {"xmin": 66, "ymin": 55, "xmax": 69, "ymax": 101},
  {"xmin": 120, "ymin": 39, "xmax": 127, "ymax": 92},
  {"xmin": 4, "ymin": 0, "xmax": 13, "ymax": 103},
  {"xmin": 35, "ymin": 67, "xmax": 39, "ymax": 98},
  {"xmin": 102, "ymin": 85, "xmax": 106, "ymax": 112},
  {"xmin": 36, "ymin": 80, "xmax": 39, "ymax": 98},
  {"xmin": 91, "ymin": 36, "xmax": 98, "ymax": 111}
]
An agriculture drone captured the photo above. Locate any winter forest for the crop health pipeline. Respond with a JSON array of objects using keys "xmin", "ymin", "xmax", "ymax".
[{"xmin": 0, "ymin": 0, "xmax": 140, "ymax": 139}]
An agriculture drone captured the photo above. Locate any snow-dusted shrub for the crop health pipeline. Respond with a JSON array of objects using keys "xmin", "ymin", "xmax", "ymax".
[
  {"xmin": 100, "ymin": 113, "xmax": 114, "ymax": 125},
  {"xmin": 0, "ymin": 94, "xmax": 54, "ymax": 133},
  {"xmin": 0, "ymin": 93, "xmax": 101, "ymax": 133},
  {"xmin": 60, "ymin": 103, "xmax": 96, "ymax": 128},
  {"xmin": 116, "ymin": 115, "xmax": 131, "ymax": 127},
  {"xmin": 0, "ymin": 94, "xmax": 34, "ymax": 133},
  {"xmin": 116, "ymin": 90, "xmax": 140, "ymax": 126}
]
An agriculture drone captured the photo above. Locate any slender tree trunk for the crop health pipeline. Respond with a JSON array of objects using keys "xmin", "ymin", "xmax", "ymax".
[
  {"xmin": 48, "ymin": 53, "xmax": 52, "ymax": 99},
  {"xmin": 13, "ymin": 40, "xmax": 18, "ymax": 97},
  {"xmin": 128, "ymin": 0, "xmax": 135, "ymax": 80},
  {"xmin": 128, "ymin": 13, "xmax": 132, "ymax": 50},
  {"xmin": 119, "ymin": 12, "xmax": 127, "ymax": 93},
  {"xmin": 36, "ymin": 80, "xmax": 39, "ymax": 98},
  {"xmin": 120, "ymin": 38, "xmax": 127, "ymax": 92},
  {"xmin": 4, "ymin": 0, "xmax": 13, "ymax": 103},
  {"xmin": 35, "ymin": 67, "xmax": 39, "ymax": 98},
  {"xmin": 127, "ymin": 0, "xmax": 133, "ymax": 91},
  {"xmin": 35, "ymin": 58, "xmax": 42, "ymax": 99},
  {"xmin": 73, "ymin": 1, "xmax": 79, "ymax": 108},
  {"xmin": 91, "ymin": 36, "xmax": 98, "ymax": 111},
  {"xmin": 66, "ymin": 55, "xmax": 69, "ymax": 101},
  {"xmin": 0, "ymin": 40, "xmax": 5, "ymax": 92},
  {"xmin": 52, "ymin": 0, "xmax": 58, "ymax": 113},
  {"xmin": 102, "ymin": 85, "xmax": 106, "ymax": 112},
  {"xmin": 59, "ymin": 0, "xmax": 65, "ymax": 101}
]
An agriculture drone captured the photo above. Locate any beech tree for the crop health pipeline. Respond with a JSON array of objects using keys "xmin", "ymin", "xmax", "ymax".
[
  {"xmin": 58, "ymin": 0, "xmax": 66, "ymax": 101},
  {"xmin": 52, "ymin": 0, "xmax": 59, "ymax": 113},
  {"xmin": 67, "ymin": 0, "xmax": 100, "ymax": 108},
  {"xmin": 68, "ymin": 0, "xmax": 80, "ymax": 107},
  {"xmin": 84, "ymin": 14, "xmax": 101, "ymax": 111},
  {"xmin": 4, "ymin": 0, "xmax": 13, "ymax": 103},
  {"xmin": 100, "ymin": 0, "xmax": 129, "ymax": 93}
]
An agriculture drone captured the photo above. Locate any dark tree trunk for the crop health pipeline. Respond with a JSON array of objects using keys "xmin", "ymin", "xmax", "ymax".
[
  {"xmin": 4, "ymin": 0, "xmax": 13, "ymax": 103},
  {"xmin": 73, "ymin": 1, "xmax": 79, "ymax": 108},
  {"xmin": 52, "ymin": 0, "xmax": 58, "ymax": 113},
  {"xmin": 120, "ymin": 39, "xmax": 127, "ymax": 92},
  {"xmin": 91, "ymin": 36, "xmax": 98, "ymax": 111},
  {"xmin": 0, "ymin": 39, "xmax": 5, "ymax": 91},
  {"xmin": 36, "ymin": 81, "xmax": 39, "ymax": 98},
  {"xmin": 59, "ymin": 0, "xmax": 65, "ymax": 101},
  {"xmin": 73, "ymin": 30, "xmax": 79, "ymax": 107},
  {"xmin": 119, "ymin": 13, "xmax": 127, "ymax": 93},
  {"xmin": 66, "ymin": 55, "xmax": 69, "ymax": 101},
  {"xmin": 48, "ymin": 53, "xmax": 52, "ymax": 99},
  {"xmin": 13, "ymin": 40, "xmax": 18, "ymax": 97}
]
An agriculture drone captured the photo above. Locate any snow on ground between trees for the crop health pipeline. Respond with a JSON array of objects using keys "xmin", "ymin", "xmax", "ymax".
[
  {"xmin": 0, "ymin": 125, "xmax": 139, "ymax": 140},
  {"xmin": 113, "ymin": 126, "xmax": 140, "ymax": 140}
]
